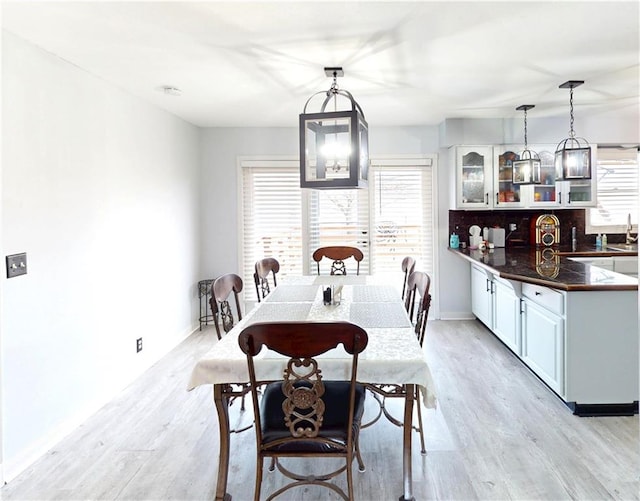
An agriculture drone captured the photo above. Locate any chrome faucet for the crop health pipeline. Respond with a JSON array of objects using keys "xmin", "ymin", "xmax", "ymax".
[{"xmin": 625, "ymin": 213, "xmax": 637, "ymax": 244}]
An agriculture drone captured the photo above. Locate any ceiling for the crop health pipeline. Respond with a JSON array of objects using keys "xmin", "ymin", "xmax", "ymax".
[{"xmin": 2, "ymin": 1, "xmax": 639, "ymax": 128}]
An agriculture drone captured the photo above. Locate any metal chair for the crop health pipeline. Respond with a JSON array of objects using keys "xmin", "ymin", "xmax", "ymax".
[
  {"xmin": 238, "ymin": 321, "xmax": 368, "ymax": 501},
  {"xmin": 403, "ymin": 270, "xmax": 432, "ymax": 453},
  {"xmin": 401, "ymin": 256, "xmax": 416, "ymax": 300},
  {"xmin": 210, "ymin": 273, "xmax": 243, "ymax": 341},
  {"xmin": 253, "ymin": 257, "xmax": 280, "ymax": 302},
  {"xmin": 312, "ymin": 246, "xmax": 364, "ymax": 275}
]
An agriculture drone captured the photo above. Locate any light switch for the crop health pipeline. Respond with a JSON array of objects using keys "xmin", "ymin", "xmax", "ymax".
[{"xmin": 6, "ymin": 253, "xmax": 27, "ymax": 278}]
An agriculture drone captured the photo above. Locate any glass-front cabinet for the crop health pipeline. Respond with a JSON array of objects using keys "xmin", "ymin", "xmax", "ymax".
[
  {"xmin": 529, "ymin": 149, "xmax": 559, "ymax": 207},
  {"xmin": 494, "ymin": 148, "xmax": 525, "ymax": 208},
  {"xmin": 453, "ymin": 146, "xmax": 493, "ymax": 209},
  {"xmin": 452, "ymin": 144, "xmax": 597, "ymax": 210},
  {"xmin": 528, "ymin": 145, "xmax": 597, "ymax": 208}
]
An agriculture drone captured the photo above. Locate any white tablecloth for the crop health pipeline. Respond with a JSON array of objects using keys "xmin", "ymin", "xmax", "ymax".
[{"xmin": 188, "ymin": 276, "xmax": 437, "ymax": 408}]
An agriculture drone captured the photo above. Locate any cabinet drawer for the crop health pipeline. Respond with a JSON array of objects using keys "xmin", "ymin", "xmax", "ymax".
[{"xmin": 522, "ymin": 283, "xmax": 564, "ymax": 316}]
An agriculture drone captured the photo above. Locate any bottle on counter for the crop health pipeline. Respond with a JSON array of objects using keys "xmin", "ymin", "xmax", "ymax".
[
  {"xmin": 596, "ymin": 234, "xmax": 602, "ymax": 248},
  {"xmin": 449, "ymin": 232, "xmax": 460, "ymax": 249},
  {"xmin": 602, "ymin": 234, "xmax": 607, "ymax": 249}
]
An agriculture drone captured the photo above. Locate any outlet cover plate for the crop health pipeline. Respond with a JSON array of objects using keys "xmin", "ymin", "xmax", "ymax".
[{"xmin": 6, "ymin": 253, "xmax": 27, "ymax": 278}]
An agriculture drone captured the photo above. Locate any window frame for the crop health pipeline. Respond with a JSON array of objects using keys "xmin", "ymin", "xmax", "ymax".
[{"xmin": 585, "ymin": 146, "xmax": 639, "ymax": 235}]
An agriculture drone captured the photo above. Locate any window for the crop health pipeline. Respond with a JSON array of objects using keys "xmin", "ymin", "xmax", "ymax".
[
  {"xmin": 240, "ymin": 155, "xmax": 436, "ymax": 296},
  {"xmin": 240, "ymin": 160, "xmax": 303, "ymax": 287},
  {"xmin": 305, "ymin": 189, "xmax": 370, "ymax": 274},
  {"xmin": 586, "ymin": 147, "xmax": 639, "ymax": 234}
]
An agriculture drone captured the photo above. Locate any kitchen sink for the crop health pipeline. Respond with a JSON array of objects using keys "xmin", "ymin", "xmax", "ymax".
[{"xmin": 606, "ymin": 243, "xmax": 638, "ymax": 252}]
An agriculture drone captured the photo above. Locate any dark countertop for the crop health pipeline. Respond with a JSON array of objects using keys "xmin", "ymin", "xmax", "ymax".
[{"xmin": 449, "ymin": 245, "xmax": 638, "ymax": 291}]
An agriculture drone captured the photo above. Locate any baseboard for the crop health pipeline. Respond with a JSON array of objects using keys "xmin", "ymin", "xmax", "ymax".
[{"xmin": 439, "ymin": 312, "xmax": 475, "ymax": 320}]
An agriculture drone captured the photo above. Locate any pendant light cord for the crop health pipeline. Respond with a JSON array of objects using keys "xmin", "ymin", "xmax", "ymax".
[
  {"xmin": 523, "ymin": 107, "xmax": 528, "ymax": 149},
  {"xmin": 569, "ymin": 86, "xmax": 575, "ymax": 139}
]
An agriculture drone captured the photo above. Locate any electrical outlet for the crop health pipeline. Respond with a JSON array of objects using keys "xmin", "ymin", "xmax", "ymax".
[
  {"xmin": 509, "ymin": 223, "xmax": 517, "ymax": 231},
  {"xmin": 136, "ymin": 338, "xmax": 143, "ymax": 353}
]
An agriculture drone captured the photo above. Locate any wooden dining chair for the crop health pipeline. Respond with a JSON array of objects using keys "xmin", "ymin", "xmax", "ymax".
[
  {"xmin": 401, "ymin": 256, "xmax": 416, "ymax": 300},
  {"xmin": 253, "ymin": 257, "xmax": 280, "ymax": 302},
  {"xmin": 210, "ymin": 273, "xmax": 243, "ymax": 341},
  {"xmin": 312, "ymin": 246, "xmax": 364, "ymax": 275},
  {"xmin": 403, "ymin": 270, "xmax": 432, "ymax": 454},
  {"xmin": 238, "ymin": 321, "xmax": 368, "ymax": 501}
]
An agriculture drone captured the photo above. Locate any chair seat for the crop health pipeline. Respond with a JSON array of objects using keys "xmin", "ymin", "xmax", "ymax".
[{"xmin": 260, "ymin": 380, "xmax": 366, "ymax": 451}]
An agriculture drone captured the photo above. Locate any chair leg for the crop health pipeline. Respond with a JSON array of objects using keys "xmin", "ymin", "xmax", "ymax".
[
  {"xmin": 415, "ymin": 395, "xmax": 427, "ymax": 455},
  {"xmin": 354, "ymin": 434, "xmax": 366, "ymax": 472},
  {"xmin": 254, "ymin": 456, "xmax": 263, "ymax": 501},
  {"xmin": 347, "ymin": 451, "xmax": 355, "ymax": 500}
]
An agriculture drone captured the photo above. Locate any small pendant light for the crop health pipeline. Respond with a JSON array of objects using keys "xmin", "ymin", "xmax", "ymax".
[
  {"xmin": 555, "ymin": 80, "xmax": 592, "ymax": 180},
  {"xmin": 513, "ymin": 104, "xmax": 541, "ymax": 185}
]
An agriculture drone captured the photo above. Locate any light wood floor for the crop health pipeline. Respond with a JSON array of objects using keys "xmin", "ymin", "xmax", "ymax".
[{"xmin": 2, "ymin": 320, "xmax": 638, "ymax": 500}]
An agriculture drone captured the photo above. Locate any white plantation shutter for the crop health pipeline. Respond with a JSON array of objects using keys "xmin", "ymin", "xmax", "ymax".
[
  {"xmin": 240, "ymin": 155, "xmax": 436, "ymax": 285},
  {"xmin": 241, "ymin": 160, "xmax": 303, "ymax": 290},
  {"xmin": 369, "ymin": 158, "xmax": 434, "ymax": 277},
  {"xmin": 305, "ymin": 189, "xmax": 370, "ymax": 274},
  {"xmin": 587, "ymin": 147, "xmax": 639, "ymax": 233}
]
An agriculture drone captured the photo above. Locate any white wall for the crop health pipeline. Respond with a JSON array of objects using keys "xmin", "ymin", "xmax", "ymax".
[{"xmin": 1, "ymin": 32, "xmax": 201, "ymax": 480}]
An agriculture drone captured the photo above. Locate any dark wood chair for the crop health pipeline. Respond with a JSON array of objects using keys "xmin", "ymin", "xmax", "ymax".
[
  {"xmin": 403, "ymin": 270, "xmax": 432, "ymax": 454},
  {"xmin": 210, "ymin": 273, "xmax": 243, "ymax": 341},
  {"xmin": 238, "ymin": 321, "xmax": 368, "ymax": 501},
  {"xmin": 253, "ymin": 257, "xmax": 280, "ymax": 302},
  {"xmin": 401, "ymin": 256, "xmax": 416, "ymax": 300},
  {"xmin": 312, "ymin": 246, "xmax": 364, "ymax": 275}
]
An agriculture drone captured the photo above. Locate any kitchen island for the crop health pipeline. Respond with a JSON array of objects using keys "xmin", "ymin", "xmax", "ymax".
[{"xmin": 450, "ymin": 246, "xmax": 638, "ymax": 416}]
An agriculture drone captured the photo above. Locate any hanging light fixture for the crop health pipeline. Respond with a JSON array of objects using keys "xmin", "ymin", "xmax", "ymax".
[
  {"xmin": 555, "ymin": 80, "xmax": 592, "ymax": 180},
  {"xmin": 299, "ymin": 67, "xmax": 369, "ymax": 189},
  {"xmin": 512, "ymin": 104, "xmax": 541, "ymax": 185}
]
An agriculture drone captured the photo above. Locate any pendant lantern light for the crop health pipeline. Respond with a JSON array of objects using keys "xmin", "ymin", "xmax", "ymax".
[
  {"xmin": 299, "ymin": 67, "xmax": 369, "ymax": 189},
  {"xmin": 555, "ymin": 80, "xmax": 592, "ymax": 180},
  {"xmin": 513, "ymin": 104, "xmax": 541, "ymax": 185}
]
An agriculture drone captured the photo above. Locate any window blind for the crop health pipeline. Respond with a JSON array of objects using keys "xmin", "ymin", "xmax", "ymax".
[
  {"xmin": 369, "ymin": 161, "xmax": 434, "ymax": 277},
  {"xmin": 587, "ymin": 147, "xmax": 639, "ymax": 233},
  {"xmin": 240, "ymin": 155, "xmax": 436, "ymax": 285},
  {"xmin": 241, "ymin": 162, "xmax": 303, "ymax": 290},
  {"xmin": 305, "ymin": 188, "xmax": 370, "ymax": 274}
]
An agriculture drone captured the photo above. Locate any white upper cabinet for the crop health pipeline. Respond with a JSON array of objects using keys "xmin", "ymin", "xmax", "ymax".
[
  {"xmin": 451, "ymin": 144, "xmax": 597, "ymax": 210},
  {"xmin": 453, "ymin": 146, "xmax": 494, "ymax": 209}
]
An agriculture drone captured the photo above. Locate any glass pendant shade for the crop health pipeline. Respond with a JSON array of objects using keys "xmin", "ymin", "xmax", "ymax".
[
  {"xmin": 513, "ymin": 104, "xmax": 541, "ymax": 185},
  {"xmin": 555, "ymin": 80, "xmax": 591, "ymax": 180},
  {"xmin": 513, "ymin": 151, "xmax": 541, "ymax": 185},
  {"xmin": 555, "ymin": 138, "xmax": 591, "ymax": 179},
  {"xmin": 300, "ymin": 68, "xmax": 369, "ymax": 189}
]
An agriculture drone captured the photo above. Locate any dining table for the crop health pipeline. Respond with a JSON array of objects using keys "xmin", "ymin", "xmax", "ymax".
[{"xmin": 187, "ymin": 274, "xmax": 437, "ymax": 501}]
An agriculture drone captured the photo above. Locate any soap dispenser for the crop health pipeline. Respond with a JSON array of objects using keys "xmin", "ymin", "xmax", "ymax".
[{"xmin": 450, "ymin": 231, "xmax": 460, "ymax": 249}]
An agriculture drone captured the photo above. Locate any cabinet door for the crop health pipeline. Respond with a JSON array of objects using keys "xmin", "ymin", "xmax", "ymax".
[
  {"xmin": 471, "ymin": 265, "xmax": 492, "ymax": 328},
  {"xmin": 522, "ymin": 299, "xmax": 565, "ymax": 396},
  {"xmin": 528, "ymin": 148, "xmax": 560, "ymax": 207},
  {"xmin": 455, "ymin": 146, "xmax": 493, "ymax": 209},
  {"xmin": 493, "ymin": 147, "xmax": 525, "ymax": 208},
  {"xmin": 493, "ymin": 280, "xmax": 521, "ymax": 355}
]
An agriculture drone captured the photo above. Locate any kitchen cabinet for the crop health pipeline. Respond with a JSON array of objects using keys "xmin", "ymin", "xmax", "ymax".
[
  {"xmin": 470, "ymin": 264, "xmax": 493, "ymax": 327},
  {"xmin": 451, "ymin": 144, "xmax": 597, "ymax": 209},
  {"xmin": 493, "ymin": 278, "xmax": 521, "ymax": 355},
  {"xmin": 467, "ymin": 258, "xmax": 638, "ymax": 413},
  {"xmin": 453, "ymin": 146, "xmax": 494, "ymax": 209},
  {"xmin": 493, "ymin": 148, "xmax": 526, "ymax": 208},
  {"xmin": 521, "ymin": 284, "xmax": 565, "ymax": 396},
  {"xmin": 527, "ymin": 145, "xmax": 598, "ymax": 208},
  {"xmin": 471, "ymin": 265, "xmax": 521, "ymax": 353}
]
